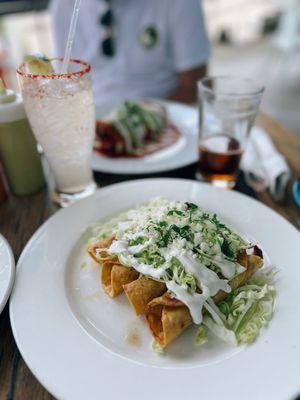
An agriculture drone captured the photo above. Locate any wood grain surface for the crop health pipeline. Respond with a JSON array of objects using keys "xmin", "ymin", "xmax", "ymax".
[{"xmin": 0, "ymin": 113, "xmax": 299, "ymax": 400}]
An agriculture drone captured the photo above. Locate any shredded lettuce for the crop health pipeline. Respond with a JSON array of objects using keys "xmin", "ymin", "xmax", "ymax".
[
  {"xmin": 108, "ymin": 102, "xmax": 166, "ymax": 152},
  {"xmin": 80, "ymin": 261, "xmax": 87, "ymax": 269},
  {"xmin": 194, "ymin": 325, "xmax": 208, "ymax": 346},
  {"xmin": 109, "ymin": 199, "xmax": 248, "ymax": 296},
  {"xmin": 202, "ymin": 315, "xmax": 238, "ymax": 345},
  {"xmin": 195, "ymin": 269, "xmax": 276, "ymax": 346},
  {"xmin": 86, "ymin": 211, "xmax": 128, "ymax": 245},
  {"xmin": 152, "ymin": 340, "xmax": 164, "ymax": 354}
]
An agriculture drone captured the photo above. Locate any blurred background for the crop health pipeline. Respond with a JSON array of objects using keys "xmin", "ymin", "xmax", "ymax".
[{"xmin": 0, "ymin": 0, "xmax": 299, "ymax": 135}]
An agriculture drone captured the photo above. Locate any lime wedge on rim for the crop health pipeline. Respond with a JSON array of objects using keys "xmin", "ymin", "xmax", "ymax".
[{"xmin": 24, "ymin": 53, "xmax": 54, "ymax": 75}]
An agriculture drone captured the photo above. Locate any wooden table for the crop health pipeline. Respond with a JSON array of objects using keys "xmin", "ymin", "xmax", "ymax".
[{"xmin": 0, "ymin": 113, "xmax": 299, "ymax": 400}]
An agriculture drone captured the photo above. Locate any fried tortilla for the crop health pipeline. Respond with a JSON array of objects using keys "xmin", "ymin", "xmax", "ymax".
[
  {"xmin": 87, "ymin": 236, "xmax": 115, "ymax": 265},
  {"xmin": 145, "ymin": 253, "xmax": 264, "ymax": 348},
  {"xmin": 101, "ymin": 261, "xmax": 139, "ymax": 297},
  {"xmin": 123, "ymin": 277, "xmax": 166, "ymax": 315},
  {"xmin": 88, "ymin": 236, "xmax": 139, "ymax": 297}
]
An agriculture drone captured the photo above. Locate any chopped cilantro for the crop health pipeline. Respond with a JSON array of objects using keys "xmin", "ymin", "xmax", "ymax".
[
  {"xmin": 158, "ymin": 221, "xmax": 167, "ymax": 227},
  {"xmin": 128, "ymin": 236, "xmax": 146, "ymax": 246},
  {"xmin": 221, "ymin": 239, "xmax": 236, "ymax": 259},
  {"xmin": 134, "ymin": 249, "xmax": 165, "ymax": 267},
  {"xmin": 185, "ymin": 202, "xmax": 198, "ymax": 211},
  {"xmin": 167, "ymin": 210, "xmax": 185, "ymax": 217}
]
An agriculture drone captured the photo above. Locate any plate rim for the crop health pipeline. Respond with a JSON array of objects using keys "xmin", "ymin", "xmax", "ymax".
[
  {"xmin": 9, "ymin": 178, "xmax": 300, "ymax": 400},
  {"xmin": 0, "ymin": 233, "xmax": 15, "ymax": 314}
]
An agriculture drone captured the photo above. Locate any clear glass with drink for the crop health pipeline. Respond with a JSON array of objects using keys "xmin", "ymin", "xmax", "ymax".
[
  {"xmin": 17, "ymin": 59, "xmax": 96, "ymax": 206},
  {"xmin": 197, "ymin": 76, "xmax": 264, "ymax": 189}
]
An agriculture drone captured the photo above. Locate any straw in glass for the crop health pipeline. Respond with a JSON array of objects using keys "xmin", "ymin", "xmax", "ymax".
[{"xmin": 60, "ymin": 0, "xmax": 82, "ymax": 74}]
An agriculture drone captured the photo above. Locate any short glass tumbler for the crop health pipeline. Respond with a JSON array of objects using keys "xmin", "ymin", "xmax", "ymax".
[
  {"xmin": 197, "ymin": 76, "xmax": 264, "ymax": 189},
  {"xmin": 17, "ymin": 59, "xmax": 97, "ymax": 207}
]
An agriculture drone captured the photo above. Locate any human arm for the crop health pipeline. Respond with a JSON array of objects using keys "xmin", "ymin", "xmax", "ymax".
[{"xmin": 167, "ymin": 64, "xmax": 207, "ymax": 103}]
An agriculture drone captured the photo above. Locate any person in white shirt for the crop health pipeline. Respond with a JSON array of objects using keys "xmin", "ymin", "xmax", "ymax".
[{"xmin": 50, "ymin": 0, "xmax": 210, "ymax": 106}]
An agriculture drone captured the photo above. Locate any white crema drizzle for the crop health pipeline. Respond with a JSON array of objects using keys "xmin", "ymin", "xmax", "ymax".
[{"xmin": 106, "ymin": 199, "xmax": 247, "ymax": 324}]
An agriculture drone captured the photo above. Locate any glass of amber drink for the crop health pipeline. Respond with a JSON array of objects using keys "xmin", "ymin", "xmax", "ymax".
[{"xmin": 197, "ymin": 76, "xmax": 264, "ymax": 189}]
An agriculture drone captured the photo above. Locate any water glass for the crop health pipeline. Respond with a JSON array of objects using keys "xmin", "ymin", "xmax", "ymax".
[{"xmin": 197, "ymin": 76, "xmax": 264, "ymax": 189}]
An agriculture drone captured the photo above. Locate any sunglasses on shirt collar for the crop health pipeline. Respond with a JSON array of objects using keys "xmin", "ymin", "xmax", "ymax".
[{"xmin": 100, "ymin": 0, "xmax": 115, "ymax": 57}]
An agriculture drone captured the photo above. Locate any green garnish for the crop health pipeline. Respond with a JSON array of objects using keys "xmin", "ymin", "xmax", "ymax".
[
  {"xmin": 128, "ymin": 236, "xmax": 147, "ymax": 246},
  {"xmin": 134, "ymin": 249, "xmax": 165, "ymax": 267},
  {"xmin": 195, "ymin": 269, "xmax": 276, "ymax": 346},
  {"xmin": 97, "ymin": 199, "xmax": 248, "ymax": 297},
  {"xmin": 88, "ymin": 199, "xmax": 275, "ymax": 351},
  {"xmin": 108, "ymin": 101, "xmax": 166, "ymax": 152},
  {"xmin": 80, "ymin": 261, "xmax": 87, "ymax": 269},
  {"xmin": 185, "ymin": 202, "xmax": 198, "ymax": 211},
  {"xmin": 152, "ymin": 340, "xmax": 164, "ymax": 354},
  {"xmin": 194, "ymin": 325, "xmax": 208, "ymax": 346},
  {"xmin": 167, "ymin": 210, "xmax": 185, "ymax": 217}
]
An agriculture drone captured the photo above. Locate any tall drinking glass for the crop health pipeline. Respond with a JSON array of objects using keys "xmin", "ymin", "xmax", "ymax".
[
  {"xmin": 197, "ymin": 76, "xmax": 264, "ymax": 189},
  {"xmin": 17, "ymin": 59, "xmax": 96, "ymax": 207}
]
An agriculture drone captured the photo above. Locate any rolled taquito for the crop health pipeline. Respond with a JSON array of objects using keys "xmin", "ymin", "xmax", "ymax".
[
  {"xmin": 101, "ymin": 261, "xmax": 139, "ymax": 297},
  {"xmin": 87, "ymin": 236, "xmax": 115, "ymax": 265},
  {"xmin": 123, "ymin": 276, "xmax": 166, "ymax": 315},
  {"xmin": 145, "ymin": 253, "xmax": 263, "ymax": 348},
  {"xmin": 88, "ymin": 236, "xmax": 139, "ymax": 297}
]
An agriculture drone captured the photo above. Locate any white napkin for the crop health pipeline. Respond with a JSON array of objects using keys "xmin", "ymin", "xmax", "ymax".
[{"xmin": 241, "ymin": 126, "xmax": 291, "ymax": 200}]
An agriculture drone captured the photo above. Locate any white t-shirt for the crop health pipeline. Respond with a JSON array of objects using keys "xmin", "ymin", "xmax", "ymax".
[{"xmin": 50, "ymin": 0, "xmax": 210, "ymax": 106}]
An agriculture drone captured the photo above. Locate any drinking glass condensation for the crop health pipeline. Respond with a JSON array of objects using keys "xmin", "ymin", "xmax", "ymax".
[
  {"xmin": 197, "ymin": 77, "xmax": 264, "ymax": 189},
  {"xmin": 17, "ymin": 59, "xmax": 96, "ymax": 206}
]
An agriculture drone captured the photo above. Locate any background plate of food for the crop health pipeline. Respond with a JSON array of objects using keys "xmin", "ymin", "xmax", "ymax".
[
  {"xmin": 91, "ymin": 100, "xmax": 198, "ymax": 174},
  {"xmin": 10, "ymin": 179, "xmax": 300, "ymax": 400}
]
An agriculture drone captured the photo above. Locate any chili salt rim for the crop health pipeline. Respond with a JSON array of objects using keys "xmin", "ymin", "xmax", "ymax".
[{"xmin": 17, "ymin": 58, "xmax": 91, "ymax": 79}]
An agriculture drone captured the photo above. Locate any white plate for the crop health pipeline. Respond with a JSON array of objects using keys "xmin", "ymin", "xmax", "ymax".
[
  {"xmin": 91, "ymin": 100, "xmax": 198, "ymax": 174},
  {"xmin": 0, "ymin": 233, "xmax": 15, "ymax": 314},
  {"xmin": 10, "ymin": 179, "xmax": 300, "ymax": 400}
]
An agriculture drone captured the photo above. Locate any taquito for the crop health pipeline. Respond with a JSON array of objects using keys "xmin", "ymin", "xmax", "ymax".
[
  {"xmin": 123, "ymin": 277, "xmax": 166, "ymax": 315},
  {"xmin": 88, "ymin": 236, "xmax": 139, "ymax": 297},
  {"xmin": 145, "ymin": 254, "xmax": 263, "ymax": 348},
  {"xmin": 87, "ymin": 236, "xmax": 115, "ymax": 265},
  {"xmin": 101, "ymin": 261, "xmax": 139, "ymax": 297}
]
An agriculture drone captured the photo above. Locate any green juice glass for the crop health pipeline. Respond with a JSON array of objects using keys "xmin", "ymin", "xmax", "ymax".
[{"xmin": 0, "ymin": 92, "xmax": 45, "ymax": 196}]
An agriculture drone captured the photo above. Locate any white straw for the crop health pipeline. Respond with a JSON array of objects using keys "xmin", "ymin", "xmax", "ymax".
[{"xmin": 60, "ymin": 0, "xmax": 82, "ymax": 74}]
